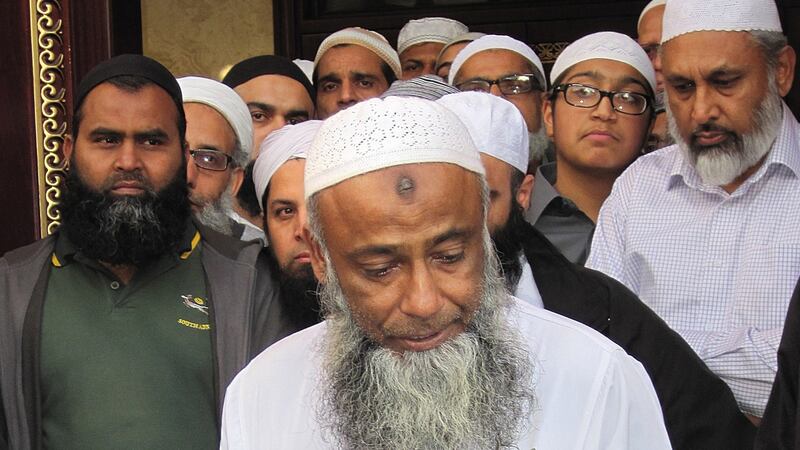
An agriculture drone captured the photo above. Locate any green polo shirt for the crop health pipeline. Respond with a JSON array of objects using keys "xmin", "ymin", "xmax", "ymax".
[{"xmin": 40, "ymin": 225, "xmax": 217, "ymax": 449}]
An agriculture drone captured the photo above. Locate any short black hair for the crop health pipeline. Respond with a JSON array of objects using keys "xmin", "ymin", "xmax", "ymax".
[{"xmin": 71, "ymin": 75, "xmax": 187, "ymax": 146}]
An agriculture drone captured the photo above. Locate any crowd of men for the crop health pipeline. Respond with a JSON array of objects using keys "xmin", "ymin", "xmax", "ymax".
[{"xmin": 0, "ymin": 0, "xmax": 798, "ymax": 448}]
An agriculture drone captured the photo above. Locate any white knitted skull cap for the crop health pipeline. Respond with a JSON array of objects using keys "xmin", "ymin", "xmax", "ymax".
[
  {"xmin": 437, "ymin": 92, "xmax": 529, "ymax": 173},
  {"xmin": 662, "ymin": 0, "xmax": 782, "ymax": 44},
  {"xmin": 448, "ymin": 35, "xmax": 545, "ymax": 88},
  {"xmin": 305, "ymin": 96, "xmax": 485, "ymax": 199},
  {"xmin": 178, "ymin": 76, "xmax": 254, "ymax": 160},
  {"xmin": 637, "ymin": 0, "xmax": 666, "ymax": 30},
  {"xmin": 253, "ymin": 120, "xmax": 322, "ymax": 210},
  {"xmin": 550, "ymin": 31, "xmax": 657, "ymax": 94},
  {"xmin": 314, "ymin": 27, "xmax": 402, "ymax": 79},
  {"xmin": 397, "ymin": 17, "xmax": 469, "ymax": 55}
]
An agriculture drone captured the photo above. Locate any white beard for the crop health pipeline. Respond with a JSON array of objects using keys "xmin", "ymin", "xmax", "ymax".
[
  {"xmin": 316, "ymin": 232, "xmax": 535, "ymax": 449},
  {"xmin": 668, "ymin": 87, "xmax": 783, "ymax": 187},
  {"xmin": 192, "ymin": 184, "xmax": 235, "ymax": 235},
  {"xmin": 528, "ymin": 125, "xmax": 551, "ymax": 163}
]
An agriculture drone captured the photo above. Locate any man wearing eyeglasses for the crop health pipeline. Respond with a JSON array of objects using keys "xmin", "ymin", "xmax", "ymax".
[
  {"xmin": 588, "ymin": 0, "xmax": 799, "ymax": 422},
  {"xmin": 523, "ymin": 32, "xmax": 656, "ymax": 265},
  {"xmin": 179, "ymin": 77, "xmax": 251, "ymax": 238},
  {"xmin": 448, "ymin": 35, "xmax": 552, "ymax": 173}
]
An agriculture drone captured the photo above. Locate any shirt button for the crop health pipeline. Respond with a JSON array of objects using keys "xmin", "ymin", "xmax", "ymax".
[{"xmin": 110, "ymin": 281, "xmax": 120, "ymax": 290}]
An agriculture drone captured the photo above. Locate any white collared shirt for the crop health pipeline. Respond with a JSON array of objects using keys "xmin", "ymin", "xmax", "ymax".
[
  {"xmin": 587, "ymin": 103, "xmax": 800, "ymax": 416},
  {"xmin": 513, "ymin": 256, "xmax": 544, "ymax": 308},
  {"xmin": 220, "ymin": 298, "xmax": 670, "ymax": 449}
]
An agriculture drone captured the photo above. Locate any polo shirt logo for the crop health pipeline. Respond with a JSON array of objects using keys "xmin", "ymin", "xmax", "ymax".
[
  {"xmin": 178, "ymin": 294, "xmax": 211, "ymax": 331},
  {"xmin": 182, "ymin": 294, "xmax": 209, "ymax": 315}
]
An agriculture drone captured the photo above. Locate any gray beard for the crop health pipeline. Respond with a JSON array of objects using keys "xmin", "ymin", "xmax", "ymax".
[
  {"xmin": 669, "ymin": 86, "xmax": 783, "ymax": 187},
  {"xmin": 528, "ymin": 126, "xmax": 551, "ymax": 163},
  {"xmin": 316, "ymin": 233, "xmax": 535, "ymax": 449},
  {"xmin": 192, "ymin": 185, "xmax": 235, "ymax": 236}
]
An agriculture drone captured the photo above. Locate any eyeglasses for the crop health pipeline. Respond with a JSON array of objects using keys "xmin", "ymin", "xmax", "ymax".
[
  {"xmin": 456, "ymin": 74, "xmax": 542, "ymax": 95},
  {"xmin": 553, "ymin": 83, "xmax": 652, "ymax": 116},
  {"xmin": 189, "ymin": 149, "xmax": 234, "ymax": 171}
]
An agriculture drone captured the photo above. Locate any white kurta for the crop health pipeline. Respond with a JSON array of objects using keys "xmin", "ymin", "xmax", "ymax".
[{"xmin": 221, "ymin": 298, "xmax": 671, "ymax": 449}]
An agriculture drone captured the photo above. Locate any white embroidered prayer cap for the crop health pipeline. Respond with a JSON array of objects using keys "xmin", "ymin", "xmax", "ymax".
[
  {"xmin": 178, "ymin": 76, "xmax": 254, "ymax": 162},
  {"xmin": 305, "ymin": 96, "xmax": 485, "ymax": 200},
  {"xmin": 637, "ymin": 0, "xmax": 666, "ymax": 30},
  {"xmin": 293, "ymin": 59, "xmax": 315, "ymax": 84},
  {"xmin": 550, "ymin": 32, "xmax": 657, "ymax": 94},
  {"xmin": 662, "ymin": 0, "xmax": 782, "ymax": 44},
  {"xmin": 397, "ymin": 17, "xmax": 469, "ymax": 54},
  {"xmin": 437, "ymin": 92, "xmax": 529, "ymax": 173},
  {"xmin": 448, "ymin": 35, "xmax": 546, "ymax": 89},
  {"xmin": 314, "ymin": 27, "xmax": 402, "ymax": 79},
  {"xmin": 253, "ymin": 120, "xmax": 322, "ymax": 209}
]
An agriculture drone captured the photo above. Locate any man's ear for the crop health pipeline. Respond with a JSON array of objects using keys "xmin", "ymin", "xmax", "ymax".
[
  {"xmin": 775, "ymin": 45, "xmax": 796, "ymax": 97},
  {"xmin": 229, "ymin": 166, "xmax": 245, "ymax": 197},
  {"xmin": 303, "ymin": 226, "xmax": 327, "ymax": 283},
  {"xmin": 516, "ymin": 173, "xmax": 535, "ymax": 212},
  {"xmin": 63, "ymin": 134, "xmax": 74, "ymax": 164},
  {"xmin": 542, "ymin": 97, "xmax": 555, "ymax": 139}
]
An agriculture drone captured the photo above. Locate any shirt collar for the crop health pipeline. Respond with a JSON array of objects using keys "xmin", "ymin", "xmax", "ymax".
[
  {"xmin": 527, "ymin": 162, "xmax": 562, "ymax": 223},
  {"xmin": 668, "ymin": 102, "xmax": 800, "ymax": 192},
  {"xmin": 52, "ymin": 220, "xmax": 199, "ymax": 268}
]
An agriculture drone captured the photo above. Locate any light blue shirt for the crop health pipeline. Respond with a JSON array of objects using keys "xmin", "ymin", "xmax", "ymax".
[{"xmin": 587, "ymin": 103, "xmax": 800, "ymax": 417}]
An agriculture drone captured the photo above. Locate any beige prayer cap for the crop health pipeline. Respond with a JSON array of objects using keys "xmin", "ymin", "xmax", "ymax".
[
  {"xmin": 397, "ymin": 17, "xmax": 469, "ymax": 54},
  {"xmin": 305, "ymin": 96, "xmax": 484, "ymax": 200},
  {"xmin": 314, "ymin": 27, "xmax": 402, "ymax": 79},
  {"xmin": 662, "ymin": 0, "xmax": 782, "ymax": 44}
]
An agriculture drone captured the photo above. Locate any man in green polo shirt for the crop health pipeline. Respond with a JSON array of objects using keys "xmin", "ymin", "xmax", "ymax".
[{"xmin": 0, "ymin": 55, "xmax": 291, "ymax": 449}]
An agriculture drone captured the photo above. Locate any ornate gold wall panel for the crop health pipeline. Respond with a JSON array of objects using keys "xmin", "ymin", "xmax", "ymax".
[
  {"xmin": 141, "ymin": 0, "xmax": 275, "ymax": 79},
  {"xmin": 29, "ymin": 0, "xmax": 68, "ymax": 237}
]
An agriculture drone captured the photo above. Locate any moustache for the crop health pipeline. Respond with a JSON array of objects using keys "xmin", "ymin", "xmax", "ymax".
[
  {"xmin": 690, "ymin": 122, "xmax": 738, "ymax": 147},
  {"xmin": 100, "ymin": 171, "xmax": 155, "ymax": 195}
]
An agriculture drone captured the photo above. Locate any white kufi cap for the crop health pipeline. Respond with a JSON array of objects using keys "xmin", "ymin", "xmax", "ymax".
[
  {"xmin": 448, "ymin": 35, "xmax": 545, "ymax": 88},
  {"xmin": 397, "ymin": 17, "xmax": 469, "ymax": 55},
  {"xmin": 305, "ymin": 96, "xmax": 484, "ymax": 199},
  {"xmin": 293, "ymin": 59, "xmax": 315, "ymax": 84},
  {"xmin": 315, "ymin": 27, "xmax": 402, "ymax": 79},
  {"xmin": 253, "ymin": 120, "xmax": 322, "ymax": 209},
  {"xmin": 662, "ymin": 0, "xmax": 782, "ymax": 44},
  {"xmin": 437, "ymin": 92, "xmax": 529, "ymax": 173},
  {"xmin": 551, "ymin": 32, "xmax": 657, "ymax": 93},
  {"xmin": 178, "ymin": 76, "xmax": 254, "ymax": 161},
  {"xmin": 637, "ymin": 0, "xmax": 666, "ymax": 30}
]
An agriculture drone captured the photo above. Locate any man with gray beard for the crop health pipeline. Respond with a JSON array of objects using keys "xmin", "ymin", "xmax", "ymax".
[
  {"xmin": 179, "ymin": 76, "xmax": 252, "ymax": 239},
  {"xmin": 220, "ymin": 97, "xmax": 670, "ymax": 449},
  {"xmin": 0, "ymin": 55, "xmax": 287, "ymax": 448},
  {"xmin": 587, "ymin": 0, "xmax": 799, "ymax": 422}
]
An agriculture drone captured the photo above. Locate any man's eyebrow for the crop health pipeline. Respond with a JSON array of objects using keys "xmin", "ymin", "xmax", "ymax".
[
  {"xmin": 616, "ymin": 76, "xmax": 649, "ymax": 93},
  {"xmin": 429, "ymin": 228, "xmax": 471, "ymax": 247},
  {"xmin": 88, "ymin": 127, "xmax": 123, "ymax": 137},
  {"xmin": 708, "ymin": 67, "xmax": 744, "ymax": 78},
  {"xmin": 437, "ymin": 62, "xmax": 452, "ymax": 71},
  {"xmin": 134, "ymin": 128, "xmax": 169, "ymax": 141},
  {"xmin": 247, "ymin": 102, "xmax": 275, "ymax": 112},
  {"xmin": 348, "ymin": 244, "xmax": 398, "ymax": 260},
  {"xmin": 318, "ymin": 74, "xmax": 342, "ymax": 84},
  {"xmin": 285, "ymin": 110, "xmax": 310, "ymax": 118},
  {"xmin": 192, "ymin": 143, "xmax": 224, "ymax": 152},
  {"xmin": 269, "ymin": 198, "xmax": 297, "ymax": 209},
  {"xmin": 352, "ymin": 72, "xmax": 379, "ymax": 81},
  {"xmin": 566, "ymin": 70, "xmax": 604, "ymax": 83}
]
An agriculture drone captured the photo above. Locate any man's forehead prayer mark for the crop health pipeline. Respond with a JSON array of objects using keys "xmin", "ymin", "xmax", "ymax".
[{"xmin": 396, "ymin": 175, "xmax": 416, "ymax": 197}]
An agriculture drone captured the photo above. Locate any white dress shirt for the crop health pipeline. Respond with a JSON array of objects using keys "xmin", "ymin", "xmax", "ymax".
[
  {"xmin": 220, "ymin": 298, "xmax": 670, "ymax": 449},
  {"xmin": 587, "ymin": 103, "xmax": 800, "ymax": 416},
  {"xmin": 513, "ymin": 256, "xmax": 544, "ymax": 308}
]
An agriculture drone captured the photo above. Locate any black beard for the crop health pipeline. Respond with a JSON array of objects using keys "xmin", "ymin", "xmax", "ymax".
[
  {"xmin": 265, "ymin": 246, "xmax": 322, "ymax": 329},
  {"xmin": 491, "ymin": 203, "xmax": 528, "ymax": 291},
  {"xmin": 60, "ymin": 162, "xmax": 190, "ymax": 266}
]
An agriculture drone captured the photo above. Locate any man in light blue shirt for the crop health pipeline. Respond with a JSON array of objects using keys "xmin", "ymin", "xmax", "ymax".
[{"xmin": 588, "ymin": 0, "xmax": 799, "ymax": 421}]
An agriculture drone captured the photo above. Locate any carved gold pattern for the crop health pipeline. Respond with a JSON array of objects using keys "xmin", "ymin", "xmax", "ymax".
[
  {"xmin": 29, "ymin": 0, "xmax": 67, "ymax": 237},
  {"xmin": 533, "ymin": 41, "xmax": 571, "ymax": 64}
]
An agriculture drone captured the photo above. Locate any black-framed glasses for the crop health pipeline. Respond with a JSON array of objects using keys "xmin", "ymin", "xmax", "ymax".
[
  {"xmin": 553, "ymin": 83, "xmax": 652, "ymax": 115},
  {"xmin": 456, "ymin": 74, "xmax": 542, "ymax": 95},
  {"xmin": 189, "ymin": 148, "xmax": 234, "ymax": 171}
]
